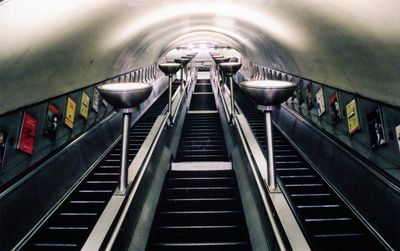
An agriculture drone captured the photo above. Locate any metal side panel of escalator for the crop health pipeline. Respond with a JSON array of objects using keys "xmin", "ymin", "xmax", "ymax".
[
  {"xmin": 18, "ymin": 88, "xmax": 175, "ymax": 251},
  {"xmin": 233, "ymin": 80, "xmax": 385, "ymax": 251},
  {"xmin": 145, "ymin": 71, "xmax": 252, "ymax": 251}
]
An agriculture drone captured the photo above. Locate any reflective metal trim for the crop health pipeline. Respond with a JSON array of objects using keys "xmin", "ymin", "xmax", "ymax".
[
  {"xmin": 81, "ymin": 115, "xmax": 168, "ymax": 251},
  {"xmin": 235, "ymin": 114, "xmax": 310, "ymax": 251}
]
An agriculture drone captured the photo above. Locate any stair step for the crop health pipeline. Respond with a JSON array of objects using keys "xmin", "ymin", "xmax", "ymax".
[
  {"xmin": 156, "ymin": 210, "xmax": 244, "ymax": 226},
  {"xmin": 149, "ymin": 241, "xmax": 251, "ymax": 251},
  {"xmin": 165, "ymin": 177, "xmax": 235, "ymax": 187},
  {"xmin": 152, "ymin": 225, "xmax": 247, "ymax": 243},
  {"xmin": 163, "ymin": 187, "xmax": 239, "ymax": 198}
]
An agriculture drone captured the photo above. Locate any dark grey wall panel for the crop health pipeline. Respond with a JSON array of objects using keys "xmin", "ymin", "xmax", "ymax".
[
  {"xmin": 273, "ymin": 106, "xmax": 400, "ymax": 250},
  {"xmin": 244, "ymin": 66, "xmax": 400, "ymax": 183},
  {"xmin": 0, "ymin": 76, "xmax": 167, "ymax": 251},
  {"xmin": 0, "ymin": 65, "xmax": 158, "ymax": 188}
]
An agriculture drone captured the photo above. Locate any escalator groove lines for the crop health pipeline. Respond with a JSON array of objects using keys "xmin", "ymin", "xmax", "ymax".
[
  {"xmin": 233, "ymin": 81, "xmax": 384, "ymax": 251},
  {"xmin": 20, "ymin": 89, "xmax": 171, "ymax": 251},
  {"xmin": 146, "ymin": 72, "xmax": 251, "ymax": 251}
]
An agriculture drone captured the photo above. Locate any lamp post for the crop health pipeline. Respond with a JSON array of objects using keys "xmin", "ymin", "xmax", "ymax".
[
  {"xmin": 158, "ymin": 63, "xmax": 181, "ymax": 124},
  {"xmin": 174, "ymin": 58, "xmax": 190, "ymax": 88},
  {"xmin": 97, "ymin": 83, "xmax": 152, "ymax": 193},
  {"xmin": 213, "ymin": 57, "xmax": 230, "ymax": 87},
  {"xmin": 240, "ymin": 80, "xmax": 297, "ymax": 190},
  {"xmin": 219, "ymin": 62, "xmax": 242, "ymax": 125}
]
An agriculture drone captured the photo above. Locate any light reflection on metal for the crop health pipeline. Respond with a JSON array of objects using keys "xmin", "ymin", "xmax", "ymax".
[
  {"xmin": 240, "ymin": 80, "xmax": 297, "ymax": 190},
  {"xmin": 219, "ymin": 62, "xmax": 242, "ymax": 125},
  {"xmin": 96, "ymin": 83, "xmax": 152, "ymax": 193},
  {"xmin": 158, "ymin": 63, "xmax": 181, "ymax": 124}
]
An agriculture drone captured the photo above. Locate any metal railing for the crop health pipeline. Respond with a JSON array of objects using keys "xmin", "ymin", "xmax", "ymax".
[
  {"xmin": 81, "ymin": 114, "xmax": 168, "ymax": 251},
  {"xmin": 210, "ymin": 65, "xmax": 310, "ymax": 251},
  {"xmin": 80, "ymin": 67, "xmax": 194, "ymax": 251}
]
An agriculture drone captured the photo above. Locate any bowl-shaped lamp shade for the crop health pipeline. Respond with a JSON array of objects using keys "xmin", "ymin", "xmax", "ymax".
[
  {"xmin": 159, "ymin": 63, "xmax": 181, "ymax": 76},
  {"xmin": 97, "ymin": 83, "xmax": 152, "ymax": 109},
  {"xmin": 214, "ymin": 57, "xmax": 230, "ymax": 64},
  {"xmin": 240, "ymin": 80, "xmax": 297, "ymax": 106},
  {"xmin": 219, "ymin": 62, "xmax": 242, "ymax": 75},
  {"xmin": 211, "ymin": 54, "xmax": 223, "ymax": 59},
  {"xmin": 174, "ymin": 58, "xmax": 190, "ymax": 66}
]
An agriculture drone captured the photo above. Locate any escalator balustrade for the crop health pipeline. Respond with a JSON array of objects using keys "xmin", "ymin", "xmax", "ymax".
[
  {"xmin": 146, "ymin": 72, "xmax": 252, "ymax": 251},
  {"xmin": 233, "ymin": 81, "xmax": 384, "ymax": 251},
  {"xmin": 20, "ymin": 90, "xmax": 171, "ymax": 251}
]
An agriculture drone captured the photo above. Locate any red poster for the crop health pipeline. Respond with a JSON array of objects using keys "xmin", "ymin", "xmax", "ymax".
[{"xmin": 17, "ymin": 112, "xmax": 38, "ymax": 155}]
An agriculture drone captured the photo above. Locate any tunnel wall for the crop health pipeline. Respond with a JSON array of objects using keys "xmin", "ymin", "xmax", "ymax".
[
  {"xmin": 240, "ymin": 64, "xmax": 400, "ymax": 181},
  {"xmin": 0, "ymin": 64, "xmax": 157, "ymax": 188},
  {"xmin": 236, "ymin": 68, "xmax": 400, "ymax": 249},
  {"xmin": 0, "ymin": 66, "xmax": 166, "ymax": 250},
  {"xmin": 272, "ymin": 105, "xmax": 400, "ymax": 250}
]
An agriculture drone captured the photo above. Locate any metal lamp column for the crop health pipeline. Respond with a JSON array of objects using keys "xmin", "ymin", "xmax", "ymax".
[
  {"xmin": 96, "ymin": 83, "xmax": 152, "ymax": 193},
  {"xmin": 213, "ymin": 57, "xmax": 230, "ymax": 87},
  {"xmin": 219, "ymin": 62, "xmax": 242, "ymax": 125},
  {"xmin": 174, "ymin": 58, "xmax": 190, "ymax": 88},
  {"xmin": 240, "ymin": 80, "xmax": 297, "ymax": 190},
  {"xmin": 158, "ymin": 63, "xmax": 181, "ymax": 124}
]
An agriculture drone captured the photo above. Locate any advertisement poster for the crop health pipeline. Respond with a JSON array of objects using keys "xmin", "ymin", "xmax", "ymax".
[
  {"xmin": 346, "ymin": 99, "xmax": 361, "ymax": 135},
  {"xmin": 367, "ymin": 107, "xmax": 386, "ymax": 148},
  {"xmin": 92, "ymin": 88, "xmax": 100, "ymax": 113},
  {"xmin": 17, "ymin": 112, "xmax": 38, "ymax": 155},
  {"xmin": 316, "ymin": 88, "xmax": 326, "ymax": 116},
  {"xmin": 80, "ymin": 91, "xmax": 90, "ymax": 120},
  {"xmin": 44, "ymin": 103, "xmax": 62, "ymax": 141},
  {"xmin": 0, "ymin": 130, "xmax": 7, "ymax": 167},
  {"xmin": 305, "ymin": 84, "xmax": 314, "ymax": 110},
  {"xmin": 65, "ymin": 97, "xmax": 76, "ymax": 129},
  {"xmin": 396, "ymin": 125, "xmax": 400, "ymax": 152},
  {"xmin": 329, "ymin": 92, "xmax": 341, "ymax": 125}
]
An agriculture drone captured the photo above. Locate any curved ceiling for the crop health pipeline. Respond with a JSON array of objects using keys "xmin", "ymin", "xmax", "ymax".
[{"xmin": 1, "ymin": 0, "xmax": 399, "ymax": 114}]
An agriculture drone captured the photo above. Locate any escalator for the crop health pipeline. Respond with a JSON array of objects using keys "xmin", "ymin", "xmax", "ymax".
[
  {"xmin": 233, "ymin": 81, "xmax": 384, "ymax": 250},
  {"xmin": 146, "ymin": 73, "xmax": 251, "ymax": 251},
  {"xmin": 20, "ymin": 87, "xmax": 175, "ymax": 251}
]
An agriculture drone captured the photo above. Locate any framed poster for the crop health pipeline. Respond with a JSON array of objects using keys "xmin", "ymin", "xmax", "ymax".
[
  {"xmin": 346, "ymin": 99, "xmax": 361, "ymax": 135},
  {"xmin": 316, "ymin": 88, "xmax": 326, "ymax": 116},
  {"xmin": 17, "ymin": 112, "xmax": 38, "ymax": 155},
  {"xmin": 396, "ymin": 125, "xmax": 400, "ymax": 152},
  {"xmin": 329, "ymin": 92, "xmax": 341, "ymax": 125},
  {"xmin": 367, "ymin": 107, "xmax": 386, "ymax": 148},
  {"xmin": 80, "ymin": 91, "xmax": 90, "ymax": 120},
  {"xmin": 305, "ymin": 84, "xmax": 314, "ymax": 110},
  {"xmin": 92, "ymin": 88, "xmax": 100, "ymax": 113},
  {"xmin": 65, "ymin": 97, "xmax": 76, "ymax": 129},
  {"xmin": 44, "ymin": 103, "xmax": 62, "ymax": 141},
  {"xmin": 0, "ymin": 130, "xmax": 7, "ymax": 167}
]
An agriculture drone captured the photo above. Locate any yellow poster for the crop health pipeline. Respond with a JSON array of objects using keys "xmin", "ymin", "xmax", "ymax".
[
  {"xmin": 65, "ymin": 97, "xmax": 76, "ymax": 129},
  {"xmin": 80, "ymin": 91, "xmax": 90, "ymax": 120},
  {"xmin": 346, "ymin": 99, "xmax": 360, "ymax": 135}
]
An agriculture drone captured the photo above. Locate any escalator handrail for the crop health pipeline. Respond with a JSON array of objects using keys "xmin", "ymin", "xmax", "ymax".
[
  {"xmin": 170, "ymin": 68, "xmax": 197, "ymax": 124},
  {"xmin": 211, "ymin": 66, "xmax": 244, "ymax": 124},
  {"xmin": 82, "ymin": 70, "xmax": 194, "ymax": 250},
  {"xmin": 12, "ymin": 87, "xmax": 168, "ymax": 251},
  {"xmin": 235, "ymin": 114, "xmax": 310, "ymax": 251},
  {"xmin": 81, "ymin": 114, "xmax": 169, "ymax": 251}
]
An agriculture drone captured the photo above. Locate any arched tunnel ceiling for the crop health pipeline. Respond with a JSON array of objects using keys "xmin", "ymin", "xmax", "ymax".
[{"xmin": 1, "ymin": 0, "xmax": 400, "ymax": 114}]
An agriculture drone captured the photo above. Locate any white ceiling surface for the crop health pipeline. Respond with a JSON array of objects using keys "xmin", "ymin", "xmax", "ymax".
[{"xmin": 1, "ymin": 0, "xmax": 400, "ymax": 114}]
